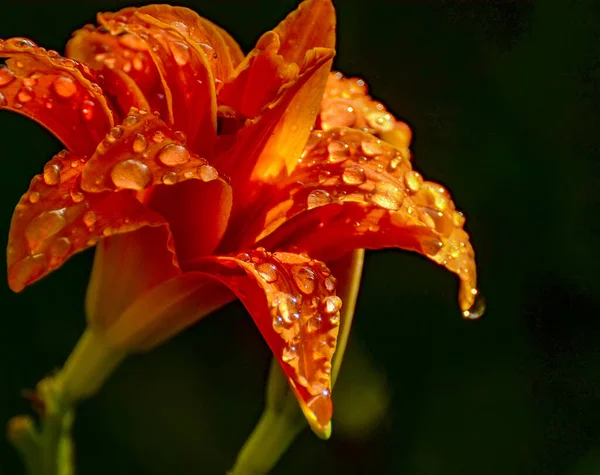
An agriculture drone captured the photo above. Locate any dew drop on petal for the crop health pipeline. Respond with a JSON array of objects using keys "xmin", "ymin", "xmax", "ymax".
[
  {"xmin": 81, "ymin": 100, "xmax": 95, "ymax": 121},
  {"xmin": 0, "ymin": 67, "xmax": 15, "ymax": 86},
  {"xmin": 69, "ymin": 189, "xmax": 85, "ymax": 203},
  {"xmin": 366, "ymin": 111, "xmax": 394, "ymax": 132},
  {"xmin": 257, "ymin": 263, "xmax": 278, "ymax": 283},
  {"xmin": 110, "ymin": 159, "xmax": 152, "ymax": 190},
  {"xmin": 122, "ymin": 114, "xmax": 139, "ymax": 127},
  {"xmin": 169, "ymin": 41, "xmax": 191, "ymax": 66},
  {"xmin": 28, "ymin": 191, "xmax": 40, "ymax": 204},
  {"xmin": 323, "ymin": 295, "xmax": 342, "ymax": 315},
  {"xmin": 324, "ymin": 276, "xmax": 336, "ymax": 292},
  {"xmin": 161, "ymin": 171, "xmax": 177, "ymax": 185},
  {"xmin": 293, "ymin": 266, "xmax": 316, "ymax": 294},
  {"xmin": 282, "ymin": 346, "xmax": 298, "ymax": 363},
  {"xmin": 463, "ymin": 291, "xmax": 486, "ymax": 320},
  {"xmin": 0, "ymin": 92, "xmax": 6, "ymax": 106},
  {"xmin": 83, "ymin": 210, "xmax": 97, "ymax": 228},
  {"xmin": 106, "ymin": 126, "xmax": 124, "ymax": 143},
  {"xmin": 273, "ymin": 315, "xmax": 285, "ymax": 333},
  {"xmin": 307, "ymin": 190, "xmax": 332, "ymax": 209},
  {"xmin": 307, "ymin": 316, "xmax": 322, "ymax": 332},
  {"xmin": 368, "ymin": 183, "xmax": 401, "ymax": 210},
  {"xmin": 361, "ymin": 138, "xmax": 384, "ymax": 157},
  {"xmin": 43, "ymin": 163, "xmax": 61, "ymax": 186},
  {"xmin": 132, "ymin": 133, "xmax": 147, "ymax": 153},
  {"xmin": 17, "ymin": 87, "xmax": 34, "ymax": 103},
  {"xmin": 25, "ymin": 209, "xmax": 66, "ymax": 249},
  {"xmin": 52, "ymin": 76, "xmax": 77, "ymax": 98},
  {"xmin": 158, "ymin": 143, "xmax": 190, "ymax": 166},
  {"xmin": 152, "ymin": 130, "xmax": 165, "ymax": 143},
  {"xmin": 198, "ymin": 164, "xmax": 218, "ymax": 182},
  {"xmin": 327, "ymin": 140, "xmax": 349, "ymax": 163},
  {"xmin": 50, "ymin": 236, "xmax": 71, "ymax": 259},
  {"xmin": 404, "ymin": 170, "xmax": 423, "ymax": 193},
  {"xmin": 342, "ymin": 165, "xmax": 366, "ymax": 185}
]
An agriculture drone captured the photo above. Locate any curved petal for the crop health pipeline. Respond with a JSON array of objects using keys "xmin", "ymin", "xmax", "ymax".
[
  {"xmin": 97, "ymin": 9, "xmax": 217, "ymax": 155},
  {"xmin": 81, "ymin": 108, "xmax": 232, "ymax": 264},
  {"xmin": 6, "ymin": 149, "xmax": 177, "ymax": 293},
  {"xmin": 66, "ymin": 26, "xmax": 160, "ymax": 119},
  {"xmin": 187, "ymin": 249, "xmax": 342, "ymax": 432},
  {"xmin": 0, "ymin": 37, "xmax": 114, "ymax": 155},
  {"xmin": 320, "ymin": 71, "xmax": 413, "ymax": 152},
  {"xmin": 243, "ymin": 128, "xmax": 479, "ymax": 315}
]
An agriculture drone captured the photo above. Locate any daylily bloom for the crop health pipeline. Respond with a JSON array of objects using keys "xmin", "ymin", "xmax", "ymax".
[{"xmin": 2, "ymin": 0, "xmax": 481, "ymax": 441}]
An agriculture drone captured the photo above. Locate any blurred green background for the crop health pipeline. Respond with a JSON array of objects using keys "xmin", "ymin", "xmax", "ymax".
[{"xmin": 1, "ymin": 0, "xmax": 599, "ymax": 473}]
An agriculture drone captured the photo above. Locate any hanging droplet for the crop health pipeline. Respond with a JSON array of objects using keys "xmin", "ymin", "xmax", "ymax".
[
  {"xmin": 158, "ymin": 143, "xmax": 190, "ymax": 166},
  {"xmin": 462, "ymin": 292, "xmax": 486, "ymax": 320},
  {"xmin": 52, "ymin": 76, "xmax": 77, "ymax": 98},
  {"xmin": 110, "ymin": 159, "xmax": 152, "ymax": 190},
  {"xmin": 367, "ymin": 182, "xmax": 401, "ymax": 210}
]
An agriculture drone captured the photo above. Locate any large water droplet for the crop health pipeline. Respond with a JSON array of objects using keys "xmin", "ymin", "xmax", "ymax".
[
  {"xmin": 404, "ymin": 170, "xmax": 422, "ymax": 192},
  {"xmin": 323, "ymin": 295, "xmax": 342, "ymax": 315},
  {"xmin": 307, "ymin": 189, "xmax": 332, "ymax": 209},
  {"xmin": 342, "ymin": 165, "xmax": 366, "ymax": 185},
  {"xmin": 110, "ymin": 159, "xmax": 152, "ymax": 190},
  {"xmin": 161, "ymin": 172, "xmax": 177, "ymax": 185},
  {"xmin": 0, "ymin": 66, "xmax": 15, "ymax": 86},
  {"xmin": 158, "ymin": 143, "xmax": 190, "ymax": 166},
  {"xmin": 463, "ymin": 292, "xmax": 486, "ymax": 320},
  {"xmin": 368, "ymin": 182, "xmax": 401, "ymax": 210},
  {"xmin": 293, "ymin": 266, "xmax": 316, "ymax": 294},
  {"xmin": 25, "ymin": 209, "xmax": 66, "ymax": 249},
  {"xmin": 132, "ymin": 133, "xmax": 147, "ymax": 153},
  {"xmin": 43, "ymin": 163, "xmax": 61, "ymax": 186},
  {"xmin": 52, "ymin": 76, "xmax": 77, "ymax": 98},
  {"xmin": 257, "ymin": 262, "xmax": 278, "ymax": 283},
  {"xmin": 327, "ymin": 140, "xmax": 349, "ymax": 163},
  {"xmin": 361, "ymin": 138, "xmax": 384, "ymax": 157},
  {"xmin": 169, "ymin": 41, "xmax": 191, "ymax": 66},
  {"xmin": 198, "ymin": 164, "xmax": 218, "ymax": 182}
]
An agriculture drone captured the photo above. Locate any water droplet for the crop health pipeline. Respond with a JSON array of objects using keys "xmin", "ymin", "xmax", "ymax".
[
  {"xmin": 69, "ymin": 188, "xmax": 85, "ymax": 203},
  {"xmin": 307, "ymin": 316, "xmax": 322, "ymax": 332},
  {"xmin": 132, "ymin": 133, "xmax": 147, "ymax": 153},
  {"xmin": 158, "ymin": 143, "xmax": 190, "ymax": 166},
  {"xmin": 463, "ymin": 292, "xmax": 486, "ymax": 320},
  {"xmin": 110, "ymin": 159, "xmax": 152, "ymax": 190},
  {"xmin": 307, "ymin": 189, "xmax": 332, "ymax": 209},
  {"xmin": 327, "ymin": 140, "xmax": 349, "ymax": 163},
  {"xmin": 17, "ymin": 87, "xmax": 34, "ymax": 103},
  {"xmin": 342, "ymin": 165, "xmax": 366, "ymax": 185},
  {"xmin": 306, "ymin": 393, "xmax": 332, "ymax": 428},
  {"xmin": 52, "ymin": 76, "xmax": 77, "ymax": 98},
  {"xmin": 282, "ymin": 346, "xmax": 298, "ymax": 363},
  {"xmin": 122, "ymin": 114, "xmax": 138, "ymax": 127},
  {"xmin": 273, "ymin": 315, "xmax": 285, "ymax": 333},
  {"xmin": 257, "ymin": 263, "xmax": 278, "ymax": 283},
  {"xmin": 133, "ymin": 55, "xmax": 144, "ymax": 71},
  {"xmin": 273, "ymin": 291, "xmax": 298, "ymax": 323},
  {"xmin": 388, "ymin": 156, "xmax": 402, "ymax": 171},
  {"xmin": 174, "ymin": 130, "xmax": 187, "ymax": 143},
  {"xmin": 367, "ymin": 182, "xmax": 401, "ymax": 210},
  {"xmin": 118, "ymin": 33, "xmax": 147, "ymax": 51},
  {"xmin": 324, "ymin": 276, "xmax": 336, "ymax": 292},
  {"xmin": 169, "ymin": 41, "xmax": 191, "ymax": 66},
  {"xmin": 106, "ymin": 126, "xmax": 124, "ymax": 143},
  {"xmin": 152, "ymin": 130, "xmax": 165, "ymax": 143},
  {"xmin": 293, "ymin": 266, "xmax": 316, "ymax": 294},
  {"xmin": 22, "ymin": 77, "xmax": 37, "ymax": 87},
  {"xmin": 28, "ymin": 191, "xmax": 40, "ymax": 204},
  {"xmin": 50, "ymin": 237, "xmax": 71, "ymax": 259},
  {"xmin": 198, "ymin": 164, "xmax": 218, "ymax": 182},
  {"xmin": 81, "ymin": 100, "xmax": 95, "ymax": 121},
  {"xmin": 361, "ymin": 138, "xmax": 384, "ymax": 157},
  {"xmin": 83, "ymin": 210, "xmax": 97, "ymax": 227},
  {"xmin": 0, "ymin": 92, "xmax": 6, "ymax": 106},
  {"xmin": 323, "ymin": 295, "xmax": 342, "ymax": 315},
  {"xmin": 161, "ymin": 172, "xmax": 177, "ymax": 185},
  {"xmin": 366, "ymin": 111, "xmax": 394, "ymax": 132},
  {"xmin": 172, "ymin": 22, "xmax": 189, "ymax": 35},
  {"xmin": 404, "ymin": 170, "xmax": 422, "ymax": 193},
  {"xmin": 43, "ymin": 163, "xmax": 61, "ymax": 186},
  {"xmin": 25, "ymin": 209, "xmax": 66, "ymax": 249},
  {"xmin": 0, "ymin": 66, "xmax": 15, "ymax": 86}
]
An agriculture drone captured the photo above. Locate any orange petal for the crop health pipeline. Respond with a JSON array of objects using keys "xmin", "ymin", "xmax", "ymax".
[
  {"xmin": 243, "ymin": 128, "xmax": 479, "ymax": 315},
  {"xmin": 0, "ymin": 38, "xmax": 114, "ymax": 155},
  {"xmin": 66, "ymin": 26, "xmax": 160, "ymax": 118},
  {"xmin": 80, "ymin": 108, "xmax": 232, "ymax": 264},
  {"xmin": 98, "ymin": 9, "xmax": 217, "ymax": 155},
  {"xmin": 187, "ymin": 249, "xmax": 341, "ymax": 431},
  {"xmin": 320, "ymin": 71, "xmax": 413, "ymax": 152},
  {"xmin": 7, "ymin": 149, "xmax": 177, "ymax": 293},
  {"xmin": 132, "ymin": 5, "xmax": 244, "ymax": 85}
]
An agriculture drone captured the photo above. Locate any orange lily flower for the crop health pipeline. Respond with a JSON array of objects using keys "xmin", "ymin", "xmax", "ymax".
[{"xmin": 2, "ymin": 0, "xmax": 480, "ymax": 436}]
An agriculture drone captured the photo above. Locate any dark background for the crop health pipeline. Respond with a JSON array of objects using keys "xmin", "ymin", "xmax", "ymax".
[{"xmin": 1, "ymin": 0, "xmax": 599, "ymax": 474}]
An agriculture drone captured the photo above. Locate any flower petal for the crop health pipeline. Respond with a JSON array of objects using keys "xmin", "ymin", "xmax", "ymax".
[
  {"xmin": 66, "ymin": 25, "xmax": 161, "ymax": 118},
  {"xmin": 320, "ymin": 71, "xmax": 413, "ymax": 152},
  {"xmin": 0, "ymin": 38, "xmax": 114, "ymax": 155},
  {"xmin": 187, "ymin": 249, "xmax": 342, "ymax": 431},
  {"xmin": 97, "ymin": 9, "xmax": 218, "ymax": 155},
  {"xmin": 244, "ymin": 128, "xmax": 479, "ymax": 314},
  {"xmin": 80, "ymin": 108, "xmax": 232, "ymax": 264},
  {"xmin": 7, "ymin": 149, "xmax": 177, "ymax": 293}
]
